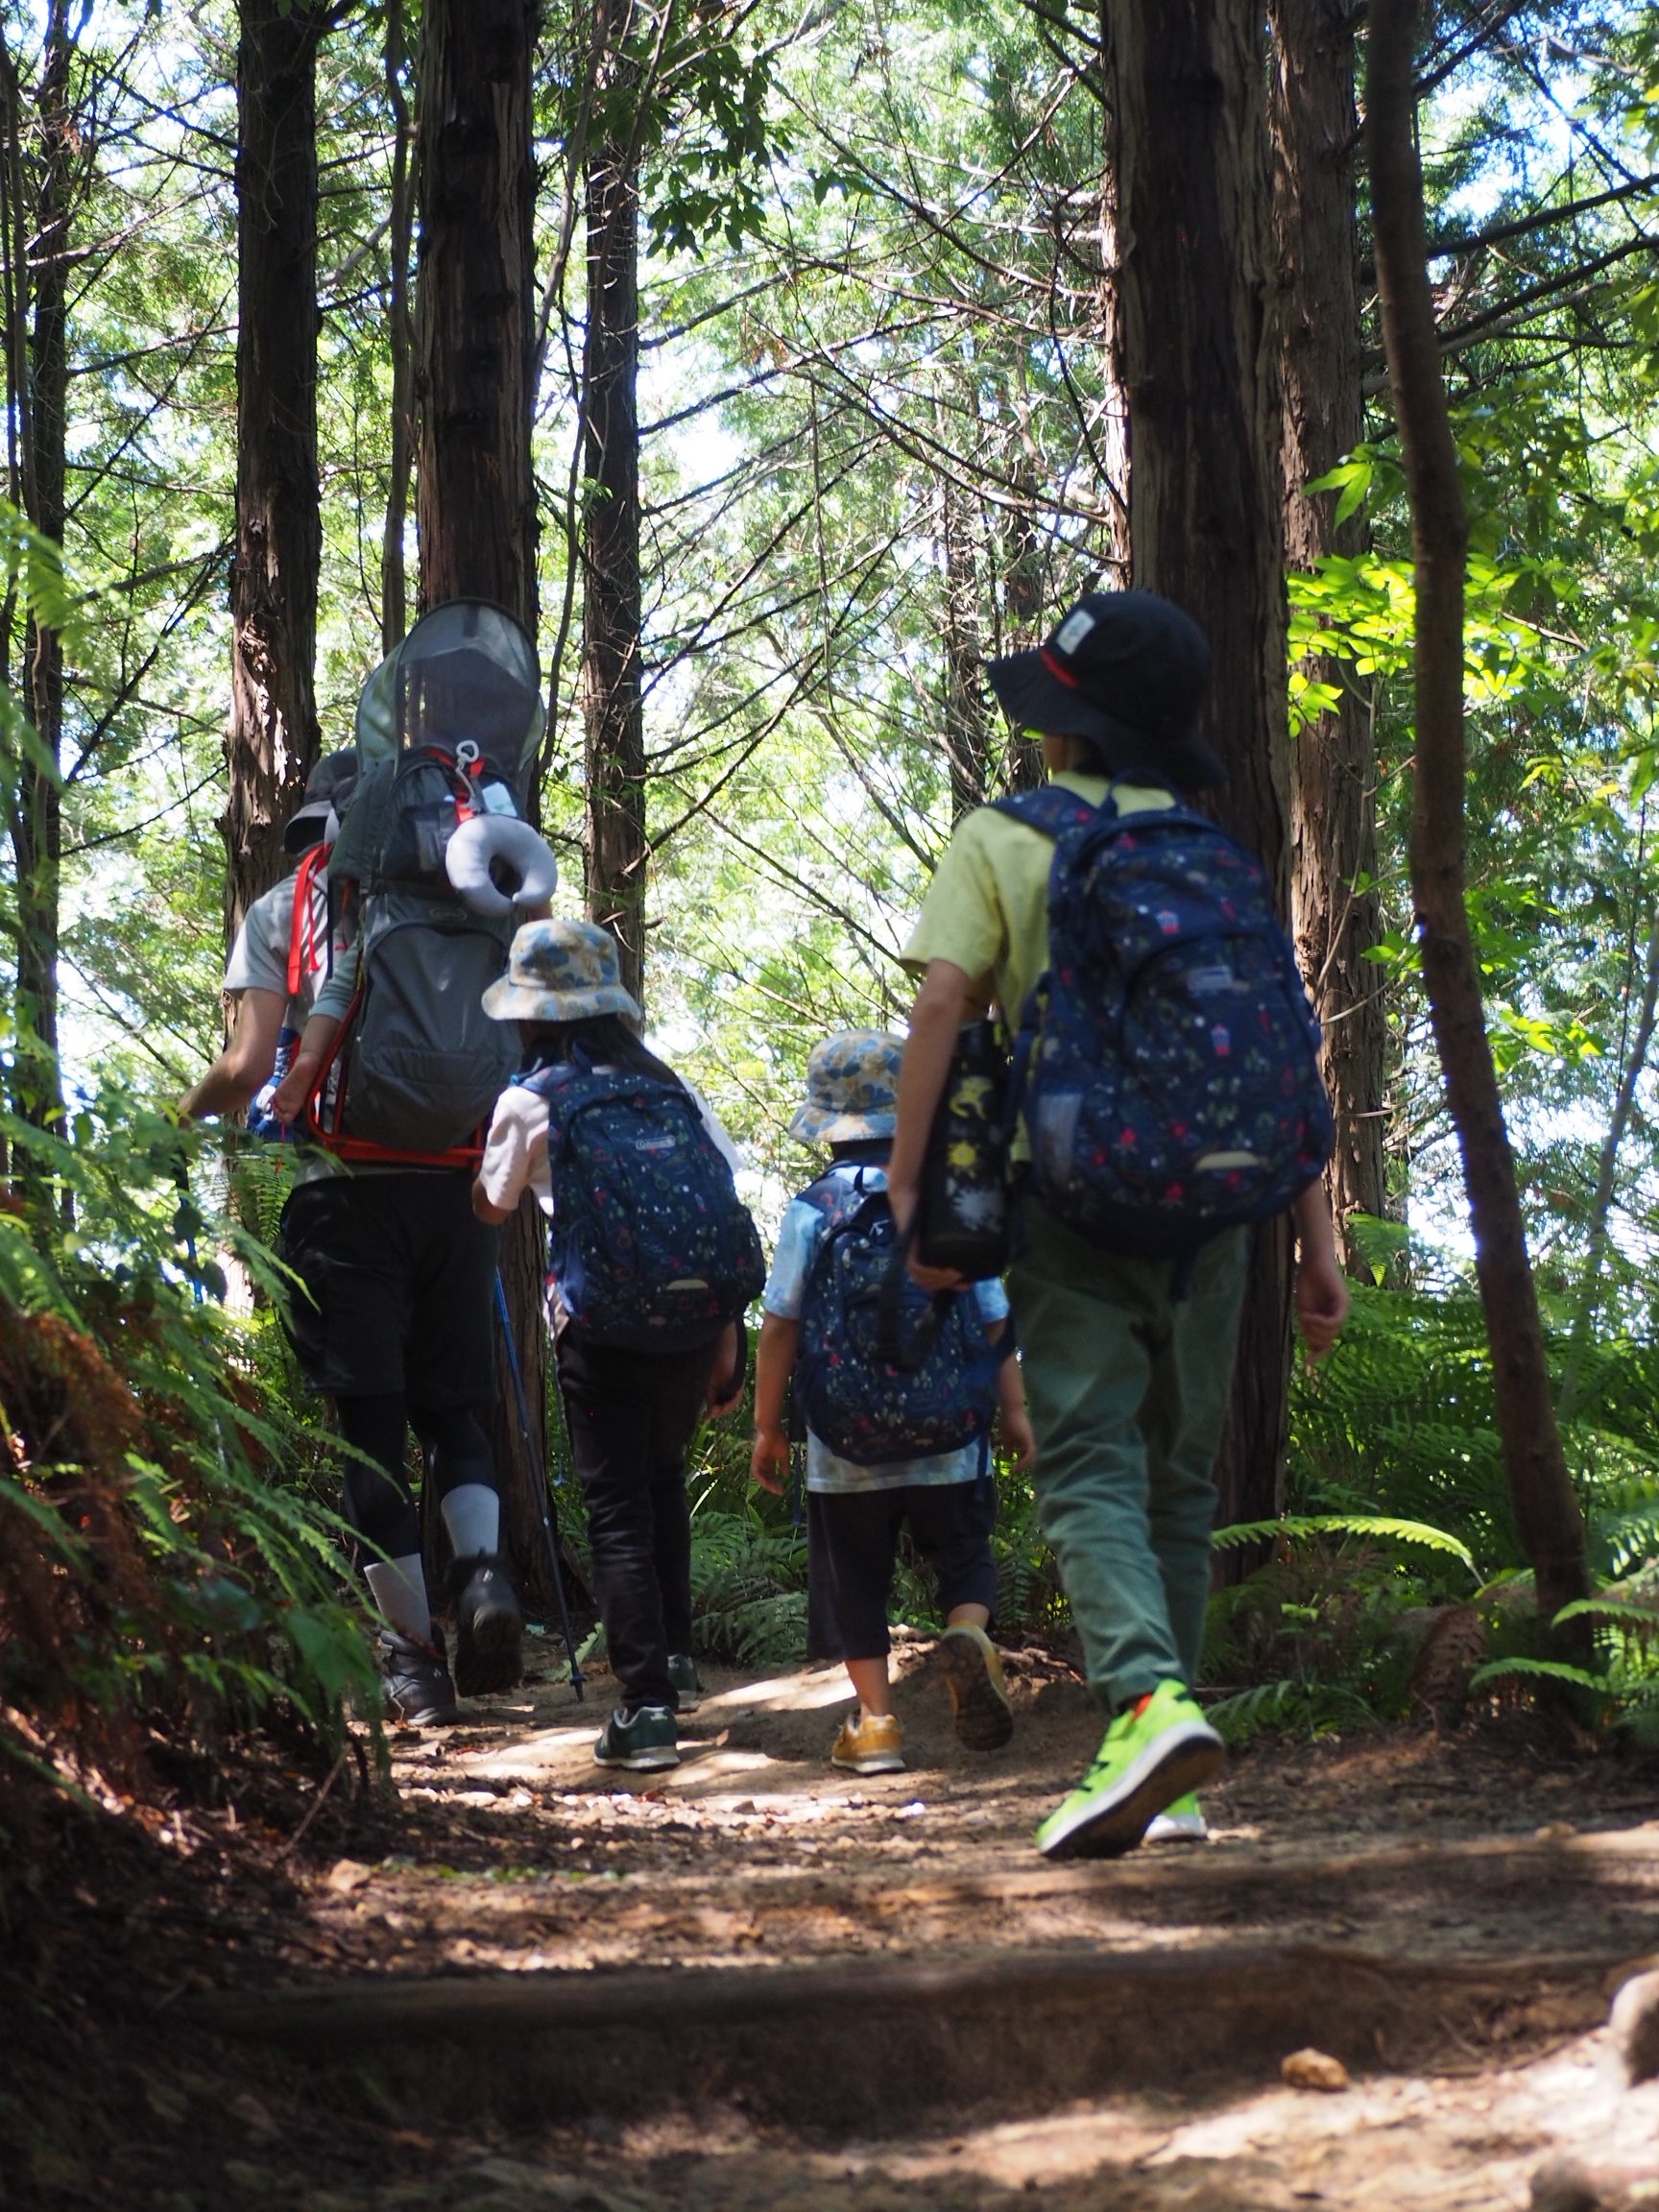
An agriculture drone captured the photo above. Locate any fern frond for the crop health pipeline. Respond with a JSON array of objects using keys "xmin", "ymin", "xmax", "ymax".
[{"xmin": 1212, "ymin": 1513, "xmax": 1477, "ymax": 1573}]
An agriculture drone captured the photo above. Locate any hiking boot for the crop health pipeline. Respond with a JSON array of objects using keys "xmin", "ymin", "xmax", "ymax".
[
  {"xmin": 667, "ymin": 1651, "xmax": 704, "ymax": 1713},
  {"xmin": 830, "ymin": 1711, "xmax": 905, "ymax": 1775},
  {"xmin": 593, "ymin": 1705, "xmax": 680, "ymax": 1772},
  {"xmin": 376, "ymin": 1626, "xmax": 459, "ymax": 1727},
  {"xmin": 938, "ymin": 1623, "xmax": 1013, "ymax": 1750},
  {"xmin": 1144, "ymin": 1792, "xmax": 1209, "ymax": 1844},
  {"xmin": 450, "ymin": 1552, "xmax": 523, "ymax": 1698},
  {"xmin": 1035, "ymin": 1681, "xmax": 1224, "ymax": 1862}
]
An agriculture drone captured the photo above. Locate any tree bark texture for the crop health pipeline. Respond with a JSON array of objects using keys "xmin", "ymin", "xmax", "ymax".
[
  {"xmin": 415, "ymin": 0, "xmax": 562, "ymax": 1624},
  {"xmin": 939, "ymin": 475, "xmax": 991, "ymax": 818},
  {"xmin": 1269, "ymin": 0, "xmax": 1388, "ymax": 1263},
  {"xmin": 381, "ymin": 0, "xmax": 416, "ymax": 656},
  {"xmin": 580, "ymin": 0, "xmax": 646, "ymax": 1009},
  {"xmin": 3, "ymin": 9, "xmax": 81, "ymax": 1163},
  {"xmin": 1100, "ymin": 0, "xmax": 1293, "ymax": 1541},
  {"xmin": 414, "ymin": 0, "xmax": 540, "ymax": 625},
  {"xmin": 228, "ymin": 0, "xmax": 324, "ymax": 949},
  {"xmin": 1367, "ymin": 0, "xmax": 1592, "ymax": 1643}
]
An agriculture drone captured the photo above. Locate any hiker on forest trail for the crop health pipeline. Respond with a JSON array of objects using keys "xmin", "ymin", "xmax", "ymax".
[
  {"xmin": 266, "ymin": 603, "xmax": 561, "ymax": 1730},
  {"xmin": 750, "ymin": 1030, "xmax": 1034, "ymax": 1778},
  {"xmin": 178, "ymin": 750, "xmax": 356, "ymax": 1131},
  {"xmin": 884, "ymin": 589, "xmax": 1349, "ymax": 1860},
  {"xmin": 471, "ymin": 918, "xmax": 759, "ymax": 1775}
]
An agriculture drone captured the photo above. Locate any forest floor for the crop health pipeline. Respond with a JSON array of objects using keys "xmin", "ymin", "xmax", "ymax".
[{"xmin": 10, "ymin": 1634, "xmax": 1659, "ymax": 2212}]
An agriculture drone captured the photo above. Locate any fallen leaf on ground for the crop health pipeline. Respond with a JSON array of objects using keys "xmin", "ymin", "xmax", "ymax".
[{"xmin": 1282, "ymin": 2048, "xmax": 1350, "ymax": 2092}]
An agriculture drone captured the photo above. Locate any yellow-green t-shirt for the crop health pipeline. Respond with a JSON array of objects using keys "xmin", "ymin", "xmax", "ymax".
[{"xmin": 901, "ymin": 771, "xmax": 1177, "ymax": 1022}]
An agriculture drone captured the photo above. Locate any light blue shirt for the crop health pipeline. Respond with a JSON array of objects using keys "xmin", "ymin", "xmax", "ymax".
[{"xmin": 763, "ymin": 1162, "xmax": 1009, "ymax": 1495}]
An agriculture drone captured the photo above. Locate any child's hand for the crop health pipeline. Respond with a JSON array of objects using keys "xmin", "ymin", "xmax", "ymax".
[
  {"xmin": 750, "ymin": 1425, "xmax": 788, "ymax": 1496},
  {"xmin": 1294, "ymin": 1246, "xmax": 1349, "ymax": 1364},
  {"xmin": 998, "ymin": 1404, "xmax": 1037, "ymax": 1473},
  {"xmin": 706, "ymin": 1321, "xmax": 744, "ymax": 1417}
]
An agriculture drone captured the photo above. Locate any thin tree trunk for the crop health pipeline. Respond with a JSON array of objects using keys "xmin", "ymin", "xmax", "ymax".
[
  {"xmin": 1368, "ymin": 0, "xmax": 1592, "ymax": 1647},
  {"xmin": 381, "ymin": 0, "xmax": 415, "ymax": 656},
  {"xmin": 938, "ymin": 473, "xmax": 990, "ymax": 819},
  {"xmin": 1100, "ymin": 0, "xmax": 1293, "ymax": 1541},
  {"xmin": 580, "ymin": 0, "xmax": 646, "ymax": 1009},
  {"xmin": 1270, "ymin": 0, "xmax": 1388, "ymax": 1263},
  {"xmin": 414, "ymin": 0, "xmax": 560, "ymax": 1623},
  {"xmin": 7, "ymin": 7, "xmax": 78, "ymax": 1175},
  {"xmin": 227, "ymin": 0, "xmax": 324, "ymax": 947}
]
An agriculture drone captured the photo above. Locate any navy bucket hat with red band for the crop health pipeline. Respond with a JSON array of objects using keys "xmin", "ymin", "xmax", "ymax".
[{"xmin": 985, "ymin": 589, "xmax": 1223, "ymax": 792}]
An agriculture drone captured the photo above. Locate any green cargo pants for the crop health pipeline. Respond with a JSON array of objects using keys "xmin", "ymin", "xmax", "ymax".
[{"xmin": 1007, "ymin": 1201, "xmax": 1248, "ymax": 1716}]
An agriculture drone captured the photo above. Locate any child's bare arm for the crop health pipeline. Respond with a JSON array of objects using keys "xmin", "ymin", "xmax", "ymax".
[
  {"xmin": 1292, "ymin": 1182, "xmax": 1348, "ymax": 1362},
  {"xmin": 750, "ymin": 1311, "xmax": 799, "ymax": 1495},
  {"xmin": 990, "ymin": 1319, "xmax": 1036, "ymax": 1471},
  {"xmin": 179, "ymin": 988, "xmax": 286, "ymax": 1121},
  {"xmin": 888, "ymin": 958, "xmax": 973, "ymax": 1287}
]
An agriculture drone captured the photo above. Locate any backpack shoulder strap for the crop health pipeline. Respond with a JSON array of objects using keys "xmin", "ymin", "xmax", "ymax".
[{"xmin": 285, "ymin": 843, "xmax": 330, "ymax": 998}]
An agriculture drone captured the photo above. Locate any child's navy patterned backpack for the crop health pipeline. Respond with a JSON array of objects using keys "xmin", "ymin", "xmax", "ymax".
[
  {"xmin": 794, "ymin": 1167, "xmax": 998, "ymax": 1465},
  {"xmin": 993, "ymin": 783, "xmax": 1333, "ymax": 1262},
  {"xmin": 519, "ymin": 1062, "xmax": 765, "ymax": 1350}
]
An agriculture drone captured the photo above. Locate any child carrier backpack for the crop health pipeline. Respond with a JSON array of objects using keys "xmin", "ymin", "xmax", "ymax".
[
  {"xmin": 793, "ymin": 1166, "xmax": 998, "ymax": 1467},
  {"xmin": 522, "ymin": 1061, "xmax": 766, "ymax": 1351},
  {"xmin": 302, "ymin": 601, "xmax": 546, "ymax": 1166},
  {"xmin": 993, "ymin": 782, "xmax": 1334, "ymax": 1261}
]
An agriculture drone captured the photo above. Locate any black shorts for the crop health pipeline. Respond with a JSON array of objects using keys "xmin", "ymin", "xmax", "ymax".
[
  {"xmin": 277, "ymin": 1171, "xmax": 499, "ymax": 1407},
  {"xmin": 806, "ymin": 1478, "xmax": 998, "ymax": 1663}
]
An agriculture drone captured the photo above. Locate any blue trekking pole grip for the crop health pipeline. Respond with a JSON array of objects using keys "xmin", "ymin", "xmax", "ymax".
[{"xmin": 493, "ymin": 1268, "xmax": 585, "ymax": 1698}]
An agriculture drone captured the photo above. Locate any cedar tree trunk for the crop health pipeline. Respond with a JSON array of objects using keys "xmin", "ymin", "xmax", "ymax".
[
  {"xmin": 580, "ymin": 0, "xmax": 647, "ymax": 1008},
  {"xmin": 1270, "ymin": 0, "xmax": 1389, "ymax": 1262},
  {"xmin": 1100, "ymin": 0, "xmax": 1293, "ymax": 1539},
  {"xmin": 227, "ymin": 0, "xmax": 325, "ymax": 945},
  {"xmin": 415, "ymin": 0, "xmax": 565, "ymax": 1624}
]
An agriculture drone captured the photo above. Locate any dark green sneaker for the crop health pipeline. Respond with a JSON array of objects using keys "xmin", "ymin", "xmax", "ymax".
[
  {"xmin": 593, "ymin": 1705, "xmax": 680, "ymax": 1772},
  {"xmin": 1035, "ymin": 1681, "xmax": 1223, "ymax": 1861},
  {"xmin": 666, "ymin": 1652, "xmax": 703, "ymax": 1713}
]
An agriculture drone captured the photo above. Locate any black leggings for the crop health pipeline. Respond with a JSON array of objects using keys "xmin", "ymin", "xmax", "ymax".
[
  {"xmin": 335, "ymin": 1395, "xmax": 494, "ymax": 1561},
  {"xmin": 556, "ymin": 1332, "xmax": 717, "ymax": 1714}
]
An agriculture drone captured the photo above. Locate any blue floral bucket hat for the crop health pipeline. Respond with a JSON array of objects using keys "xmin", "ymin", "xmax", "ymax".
[
  {"xmin": 481, "ymin": 918, "xmax": 641, "ymax": 1026},
  {"xmin": 789, "ymin": 1030, "xmax": 904, "ymax": 1143}
]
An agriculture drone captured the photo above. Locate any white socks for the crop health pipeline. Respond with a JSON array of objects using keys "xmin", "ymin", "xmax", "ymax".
[
  {"xmin": 441, "ymin": 1482, "xmax": 500, "ymax": 1563},
  {"xmin": 364, "ymin": 1554, "xmax": 433, "ymax": 1645}
]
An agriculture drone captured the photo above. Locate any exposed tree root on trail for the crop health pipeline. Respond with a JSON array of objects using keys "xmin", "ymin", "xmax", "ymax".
[{"xmin": 7, "ymin": 1635, "xmax": 1659, "ymax": 2209}]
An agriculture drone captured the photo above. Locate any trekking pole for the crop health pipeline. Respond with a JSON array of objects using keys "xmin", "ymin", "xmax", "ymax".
[{"xmin": 493, "ymin": 1269, "xmax": 585, "ymax": 1698}]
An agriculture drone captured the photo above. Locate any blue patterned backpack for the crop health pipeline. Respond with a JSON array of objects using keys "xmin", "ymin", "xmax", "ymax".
[
  {"xmin": 993, "ymin": 783, "xmax": 1333, "ymax": 1261},
  {"xmin": 518, "ymin": 1062, "xmax": 765, "ymax": 1350},
  {"xmin": 794, "ymin": 1166, "xmax": 998, "ymax": 1466}
]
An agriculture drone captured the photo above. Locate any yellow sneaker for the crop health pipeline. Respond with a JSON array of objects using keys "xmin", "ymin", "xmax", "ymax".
[
  {"xmin": 830, "ymin": 1711, "xmax": 905, "ymax": 1775},
  {"xmin": 938, "ymin": 1622, "xmax": 1014, "ymax": 1750}
]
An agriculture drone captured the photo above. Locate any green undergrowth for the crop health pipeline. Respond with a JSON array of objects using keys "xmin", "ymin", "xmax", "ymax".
[{"xmin": 0, "ymin": 1070, "xmax": 379, "ymax": 1830}]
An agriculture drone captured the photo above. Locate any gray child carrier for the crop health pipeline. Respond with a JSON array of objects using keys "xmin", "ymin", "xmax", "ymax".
[{"xmin": 303, "ymin": 601, "xmax": 546, "ymax": 1165}]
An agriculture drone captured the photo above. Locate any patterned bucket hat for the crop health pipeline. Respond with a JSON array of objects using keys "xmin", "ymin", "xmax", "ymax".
[
  {"xmin": 481, "ymin": 918, "xmax": 641, "ymax": 1026},
  {"xmin": 788, "ymin": 1029, "xmax": 904, "ymax": 1143}
]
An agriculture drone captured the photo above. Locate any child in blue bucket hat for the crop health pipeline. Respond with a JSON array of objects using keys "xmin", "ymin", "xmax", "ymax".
[{"xmin": 474, "ymin": 919, "xmax": 755, "ymax": 1774}]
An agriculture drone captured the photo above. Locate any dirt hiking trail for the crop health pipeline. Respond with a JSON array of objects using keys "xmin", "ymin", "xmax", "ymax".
[{"xmin": 12, "ymin": 1633, "xmax": 1659, "ymax": 2211}]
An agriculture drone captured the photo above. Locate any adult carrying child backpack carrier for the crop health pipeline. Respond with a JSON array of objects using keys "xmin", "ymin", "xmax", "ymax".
[
  {"xmin": 522, "ymin": 1060, "xmax": 765, "ymax": 1351},
  {"xmin": 793, "ymin": 1167, "xmax": 998, "ymax": 1466},
  {"xmin": 994, "ymin": 782, "xmax": 1333, "ymax": 1261},
  {"xmin": 302, "ymin": 601, "xmax": 555, "ymax": 1166}
]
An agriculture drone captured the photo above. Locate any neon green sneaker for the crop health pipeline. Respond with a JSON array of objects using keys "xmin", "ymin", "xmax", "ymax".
[
  {"xmin": 1036, "ymin": 1681, "xmax": 1223, "ymax": 1861},
  {"xmin": 1145, "ymin": 1792, "xmax": 1209, "ymax": 1844}
]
